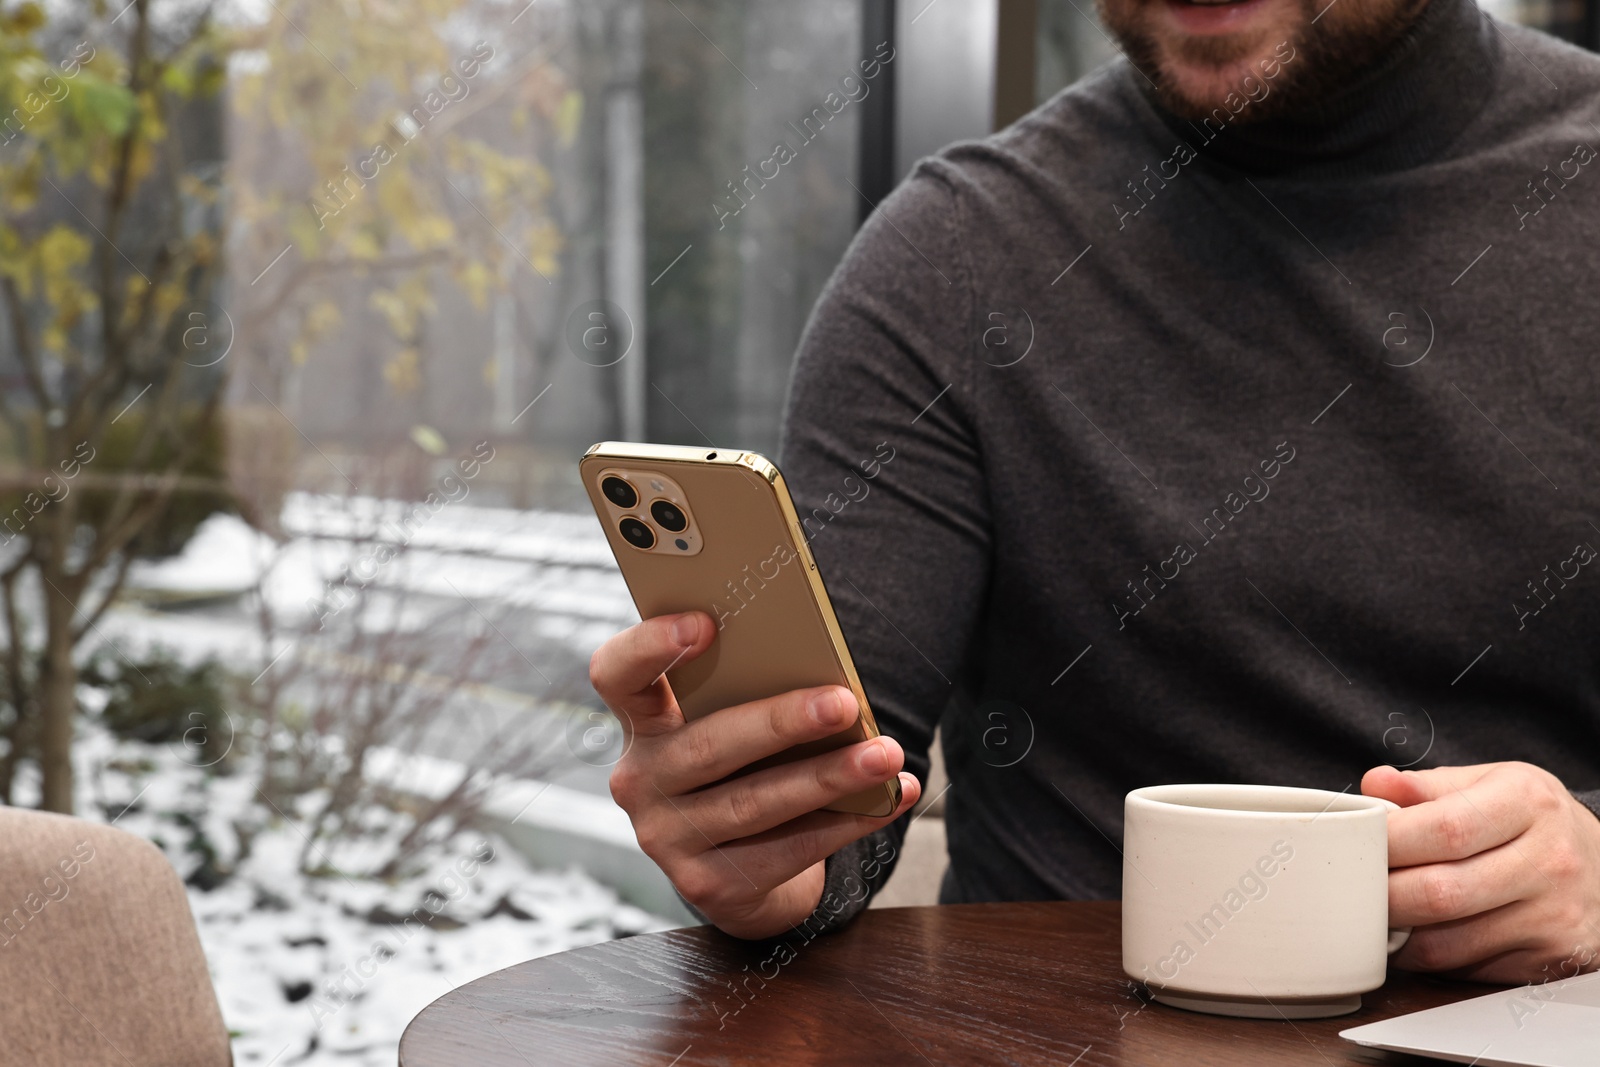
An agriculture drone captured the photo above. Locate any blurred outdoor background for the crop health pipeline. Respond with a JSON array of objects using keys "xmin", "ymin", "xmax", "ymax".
[{"xmin": 0, "ymin": 0, "xmax": 1579, "ymax": 1063}]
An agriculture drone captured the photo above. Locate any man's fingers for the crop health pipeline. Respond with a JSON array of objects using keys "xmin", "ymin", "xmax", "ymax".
[
  {"xmin": 1362, "ymin": 763, "xmax": 1495, "ymax": 808},
  {"xmin": 1390, "ymin": 899, "xmax": 1541, "ymax": 976},
  {"xmin": 1388, "ymin": 840, "xmax": 1544, "ymax": 927},
  {"xmin": 654, "ymin": 684, "xmax": 861, "ymax": 795},
  {"xmin": 695, "ymin": 772, "xmax": 921, "ymax": 896},
  {"xmin": 589, "ymin": 612, "xmax": 714, "ymax": 733},
  {"xmin": 1390, "ymin": 894, "xmax": 1600, "ymax": 980},
  {"xmin": 1386, "ymin": 767, "xmax": 1541, "ymax": 868},
  {"xmin": 661, "ymin": 736, "xmax": 908, "ymax": 845}
]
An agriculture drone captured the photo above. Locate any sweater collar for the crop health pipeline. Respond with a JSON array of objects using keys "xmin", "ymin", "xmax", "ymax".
[{"xmin": 1136, "ymin": 0, "xmax": 1500, "ymax": 178}]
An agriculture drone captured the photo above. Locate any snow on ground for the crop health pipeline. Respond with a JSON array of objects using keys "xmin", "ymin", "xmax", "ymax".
[
  {"xmin": 108, "ymin": 495, "xmax": 637, "ymax": 790},
  {"xmin": 119, "ymin": 497, "xmax": 635, "ymax": 673},
  {"xmin": 20, "ymin": 713, "xmax": 674, "ymax": 1066},
  {"xmin": 127, "ymin": 493, "xmax": 631, "ymax": 623},
  {"xmin": 25, "ymin": 493, "xmax": 670, "ymax": 1062}
]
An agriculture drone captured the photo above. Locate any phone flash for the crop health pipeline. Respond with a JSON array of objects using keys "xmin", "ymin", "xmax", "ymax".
[{"xmin": 650, "ymin": 479, "xmax": 666, "ymax": 492}]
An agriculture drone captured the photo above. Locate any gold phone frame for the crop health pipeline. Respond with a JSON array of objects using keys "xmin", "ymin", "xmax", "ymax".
[{"xmin": 581, "ymin": 441, "xmax": 900, "ymax": 818}]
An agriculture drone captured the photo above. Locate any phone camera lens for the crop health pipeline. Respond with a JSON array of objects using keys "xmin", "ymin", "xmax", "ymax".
[
  {"xmin": 601, "ymin": 476, "xmax": 638, "ymax": 509},
  {"xmin": 650, "ymin": 499, "xmax": 688, "ymax": 532},
  {"xmin": 619, "ymin": 517, "xmax": 655, "ymax": 549}
]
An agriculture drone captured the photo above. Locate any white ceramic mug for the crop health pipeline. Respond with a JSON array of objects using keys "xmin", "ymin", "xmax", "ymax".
[{"xmin": 1121, "ymin": 783, "xmax": 1410, "ymax": 1019}]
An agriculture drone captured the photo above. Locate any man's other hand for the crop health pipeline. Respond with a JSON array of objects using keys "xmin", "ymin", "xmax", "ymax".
[{"xmin": 1364, "ymin": 762, "xmax": 1600, "ymax": 983}]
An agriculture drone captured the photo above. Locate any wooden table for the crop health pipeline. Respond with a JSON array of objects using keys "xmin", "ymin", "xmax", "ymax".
[{"xmin": 400, "ymin": 901, "xmax": 1505, "ymax": 1066}]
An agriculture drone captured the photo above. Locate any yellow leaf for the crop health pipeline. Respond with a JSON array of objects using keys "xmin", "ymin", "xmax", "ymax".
[
  {"xmin": 348, "ymin": 229, "xmax": 382, "ymax": 259},
  {"xmin": 2, "ymin": 4, "xmax": 46, "ymax": 33},
  {"xmin": 528, "ymin": 221, "xmax": 563, "ymax": 279},
  {"xmin": 383, "ymin": 348, "xmax": 420, "ymax": 393},
  {"xmin": 305, "ymin": 299, "xmax": 341, "ymax": 337},
  {"xmin": 555, "ymin": 91, "xmax": 583, "ymax": 147},
  {"xmin": 460, "ymin": 261, "xmax": 493, "ymax": 310},
  {"xmin": 369, "ymin": 288, "xmax": 411, "ymax": 338},
  {"xmin": 36, "ymin": 225, "xmax": 90, "ymax": 277},
  {"xmin": 409, "ymin": 424, "xmax": 446, "ymax": 454}
]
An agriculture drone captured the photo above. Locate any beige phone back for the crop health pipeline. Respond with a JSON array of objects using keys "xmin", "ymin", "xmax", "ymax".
[{"xmin": 581, "ymin": 441, "xmax": 899, "ymax": 818}]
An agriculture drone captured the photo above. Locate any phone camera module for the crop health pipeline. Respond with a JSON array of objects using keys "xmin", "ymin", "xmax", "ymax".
[
  {"xmin": 602, "ymin": 476, "xmax": 639, "ymax": 509},
  {"xmin": 619, "ymin": 517, "xmax": 655, "ymax": 549},
  {"xmin": 650, "ymin": 499, "xmax": 688, "ymax": 533}
]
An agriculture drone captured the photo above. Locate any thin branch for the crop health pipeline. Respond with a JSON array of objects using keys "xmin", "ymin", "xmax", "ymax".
[
  {"xmin": 0, "ymin": 566, "xmax": 33, "ymax": 802},
  {"xmin": 1, "ymin": 277, "xmax": 53, "ymax": 410},
  {"xmin": 97, "ymin": 0, "xmax": 153, "ymax": 343},
  {"xmin": 77, "ymin": 366, "xmax": 223, "ymax": 576},
  {"xmin": 72, "ymin": 239, "xmax": 176, "ymax": 422},
  {"xmin": 412, "ymin": 47, "xmax": 557, "ymax": 142},
  {"xmin": 0, "ymin": 367, "xmax": 33, "ymax": 454},
  {"xmin": 69, "ymin": 548, "xmax": 138, "ymax": 647},
  {"xmin": 82, "ymin": 465, "xmax": 187, "ymax": 572},
  {"xmin": 238, "ymin": 250, "xmax": 453, "ymax": 342}
]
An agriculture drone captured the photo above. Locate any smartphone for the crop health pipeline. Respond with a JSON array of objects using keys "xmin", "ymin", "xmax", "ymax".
[{"xmin": 581, "ymin": 441, "xmax": 900, "ymax": 818}]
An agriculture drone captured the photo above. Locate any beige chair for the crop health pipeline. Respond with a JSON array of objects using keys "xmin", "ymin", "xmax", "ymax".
[{"xmin": 0, "ymin": 806, "xmax": 232, "ymax": 1066}]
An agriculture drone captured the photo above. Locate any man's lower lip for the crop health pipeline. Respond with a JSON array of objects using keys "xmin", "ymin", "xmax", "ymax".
[{"xmin": 1161, "ymin": 0, "xmax": 1271, "ymax": 35}]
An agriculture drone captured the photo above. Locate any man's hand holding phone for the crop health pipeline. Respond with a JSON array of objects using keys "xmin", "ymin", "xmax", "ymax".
[{"xmin": 591, "ymin": 610, "xmax": 921, "ymax": 940}]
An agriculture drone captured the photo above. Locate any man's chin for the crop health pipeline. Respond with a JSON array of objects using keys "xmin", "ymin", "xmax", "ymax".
[
  {"xmin": 1104, "ymin": 0, "xmax": 1434, "ymax": 125},
  {"xmin": 1156, "ymin": 56, "xmax": 1284, "ymax": 119},
  {"xmin": 1130, "ymin": 19, "xmax": 1305, "ymax": 118},
  {"xmin": 1101, "ymin": 0, "xmax": 1315, "ymax": 120}
]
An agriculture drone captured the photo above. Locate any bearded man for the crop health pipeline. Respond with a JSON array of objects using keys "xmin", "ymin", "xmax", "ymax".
[{"xmin": 591, "ymin": 0, "xmax": 1600, "ymax": 982}]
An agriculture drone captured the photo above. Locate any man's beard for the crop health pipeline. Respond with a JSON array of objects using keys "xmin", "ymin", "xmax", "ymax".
[{"xmin": 1100, "ymin": 0, "xmax": 1433, "ymax": 122}]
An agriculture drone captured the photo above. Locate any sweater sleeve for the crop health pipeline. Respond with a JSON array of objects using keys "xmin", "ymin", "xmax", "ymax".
[
  {"xmin": 777, "ymin": 159, "xmax": 991, "ymax": 933},
  {"xmin": 1572, "ymin": 789, "xmax": 1600, "ymax": 823}
]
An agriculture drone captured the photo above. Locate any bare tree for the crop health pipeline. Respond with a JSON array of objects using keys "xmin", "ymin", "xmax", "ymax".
[
  {"xmin": 236, "ymin": 456, "xmax": 577, "ymax": 880},
  {"xmin": 0, "ymin": 0, "xmax": 572, "ymax": 811},
  {"xmin": 0, "ymin": 2, "xmax": 232, "ymax": 810}
]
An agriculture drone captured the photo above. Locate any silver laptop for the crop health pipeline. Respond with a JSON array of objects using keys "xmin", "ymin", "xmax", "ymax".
[{"xmin": 1340, "ymin": 971, "xmax": 1600, "ymax": 1066}]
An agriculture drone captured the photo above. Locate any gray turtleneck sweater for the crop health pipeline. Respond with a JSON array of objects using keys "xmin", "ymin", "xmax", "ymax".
[{"xmin": 779, "ymin": 0, "xmax": 1600, "ymax": 926}]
